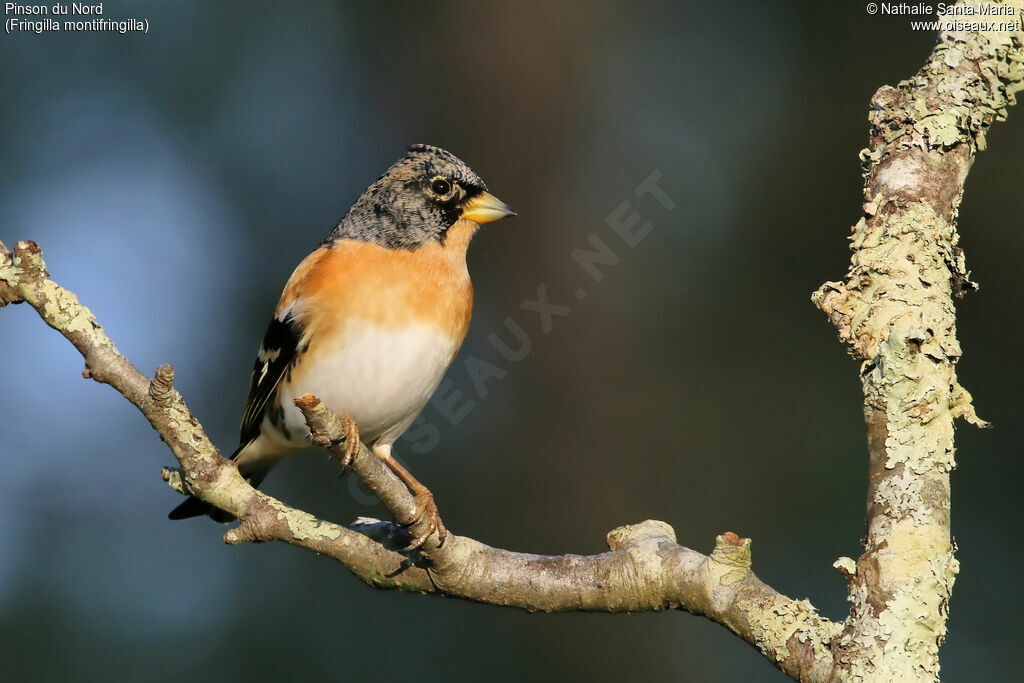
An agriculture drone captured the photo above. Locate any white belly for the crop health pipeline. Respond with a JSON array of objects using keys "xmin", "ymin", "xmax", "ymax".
[{"xmin": 275, "ymin": 319, "xmax": 459, "ymax": 447}]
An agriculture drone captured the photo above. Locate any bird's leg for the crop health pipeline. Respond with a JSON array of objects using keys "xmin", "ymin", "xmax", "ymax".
[
  {"xmin": 329, "ymin": 415, "xmax": 360, "ymax": 471},
  {"xmin": 371, "ymin": 443, "xmax": 447, "ymax": 550}
]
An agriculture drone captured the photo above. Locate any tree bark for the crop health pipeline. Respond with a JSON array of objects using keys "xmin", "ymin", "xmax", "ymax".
[{"xmin": 812, "ymin": 5, "xmax": 1023, "ymax": 679}]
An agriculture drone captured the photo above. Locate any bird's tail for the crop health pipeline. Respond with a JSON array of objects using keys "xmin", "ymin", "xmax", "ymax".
[
  {"xmin": 167, "ymin": 443, "xmax": 262, "ymax": 523},
  {"xmin": 167, "ymin": 495, "xmax": 227, "ymax": 521}
]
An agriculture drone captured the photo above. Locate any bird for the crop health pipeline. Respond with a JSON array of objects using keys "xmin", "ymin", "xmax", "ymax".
[{"xmin": 169, "ymin": 144, "xmax": 515, "ymax": 548}]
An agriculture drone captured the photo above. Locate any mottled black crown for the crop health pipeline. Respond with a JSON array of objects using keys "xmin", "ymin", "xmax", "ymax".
[{"xmin": 324, "ymin": 144, "xmax": 489, "ymax": 249}]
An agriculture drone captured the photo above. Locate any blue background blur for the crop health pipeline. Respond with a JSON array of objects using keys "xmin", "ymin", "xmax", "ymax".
[{"xmin": 2, "ymin": 2, "xmax": 1022, "ymax": 681}]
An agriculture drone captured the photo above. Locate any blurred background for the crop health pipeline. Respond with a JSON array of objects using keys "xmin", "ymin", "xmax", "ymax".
[{"xmin": 2, "ymin": 1, "xmax": 1022, "ymax": 681}]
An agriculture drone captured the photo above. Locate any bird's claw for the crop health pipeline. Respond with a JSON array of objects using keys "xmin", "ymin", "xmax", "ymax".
[
  {"xmin": 400, "ymin": 486, "xmax": 447, "ymax": 552},
  {"xmin": 329, "ymin": 416, "xmax": 360, "ymax": 471}
]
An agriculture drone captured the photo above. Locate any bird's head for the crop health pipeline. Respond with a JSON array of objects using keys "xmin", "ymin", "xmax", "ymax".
[{"xmin": 330, "ymin": 144, "xmax": 515, "ymax": 249}]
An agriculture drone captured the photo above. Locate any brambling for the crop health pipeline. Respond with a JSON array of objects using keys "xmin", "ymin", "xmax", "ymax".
[{"xmin": 169, "ymin": 144, "xmax": 515, "ymax": 548}]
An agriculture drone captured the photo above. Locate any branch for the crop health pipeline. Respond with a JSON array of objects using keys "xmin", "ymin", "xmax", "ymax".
[
  {"xmin": 813, "ymin": 6, "xmax": 1023, "ymax": 680},
  {"xmin": 0, "ymin": 238, "xmax": 838, "ymax": 679},
  {"xmin": 0, "ymin": 240, "xmax": 413, "ymax": 586}
]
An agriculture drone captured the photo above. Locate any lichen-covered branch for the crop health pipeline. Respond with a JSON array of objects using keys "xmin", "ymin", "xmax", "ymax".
[
  {"xmin": 0, "ymin": 239, "xmax": 412, "ymax": 587},
  {"xmin": 813, "ymin": 5, "xmax": 1024, "ymax": 680},
  {"xmin": 0, "ymin": 238, "xmax": 835, "ymax": 680}
]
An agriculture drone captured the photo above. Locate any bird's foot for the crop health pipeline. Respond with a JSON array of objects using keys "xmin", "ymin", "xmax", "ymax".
[
  {"xmin": 401, "ymin": 482, "xmax": 448, "ymax": 552},
  {"xmin": 372, "ymin": 443, "xmax": 448, "ymax": 552},
  {"xmin": 329, "ymin": 415, "xmax": 361, "ymax": 471}
]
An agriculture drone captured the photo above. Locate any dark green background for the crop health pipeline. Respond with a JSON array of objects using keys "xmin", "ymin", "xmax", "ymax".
[{"xmin": 2, "ymin": 2, "xmax": 1021, "ymax": 681}]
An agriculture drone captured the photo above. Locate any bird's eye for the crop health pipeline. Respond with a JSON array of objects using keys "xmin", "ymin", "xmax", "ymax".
[{"xmin": 430, "ymin": 177, "xmax": 452, "ymax": 196}]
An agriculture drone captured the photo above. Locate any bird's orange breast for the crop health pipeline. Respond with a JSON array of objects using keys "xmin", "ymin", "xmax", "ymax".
[{"xmin": 278, "ymin": 219, "xmax": 479, "ymax": 345}]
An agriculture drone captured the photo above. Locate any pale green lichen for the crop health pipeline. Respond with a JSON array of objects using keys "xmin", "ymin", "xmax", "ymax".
[
  {"xmin": 950, "ymin": 381, "xmax": 990, "ymax": 427},
  {"xmin": 736, "ymin": 594, "xmax": 841, "ymax": 666},
  {"xmin": 707, "ymin": 537, "xmax": 840, "ymax": 674},
  {"xmin": 914, "ymin": 112, "xmax": 961, "ymax": 146},
  {"xmin": 874, "ymin": 468, "xmax": 931, "ymax": 526},
  {"xmin": 1, "ymin": 244, "xmax": 118, "ymax": 355},
  {"xmin": 840, "ymin": 524, "xmax": 957, "ymax": 679},
  {"xmin": 0, "ymin": 245, "xmax": 27, "ymax": 305},
  {"xmin": 43, "ymin": 285, "xmax": 99, "ymax": 337},
  {"xmin": 810, "ymin": 8, "xmax": 1024, "ymax": 677},
  {"xmin": 708, "ymin": 535, "xmax": 752, "ymax": 587},
  {"xmin": 268, "ymin": 497, "xmax": 343, "ymax": 542},
  {"xmin": 904, "ymin": 16, "xmax": 1024, "ymax": 151},
  {"xmin": 842, "ymin": 202, "xmax": 966, "ymax": 476},
  {"xmin": 826, "ymin": 201, "xmax": 963, "ymax": 681},
  {"xmin": 162, "ymin": 468, "xmax": 186, "ymax": 494},
  {"xmin": 834, "ymin": 557, "xmax": 857, "ymax": 578},
  {"xmin": 606, "ymin": 519, "xmax": 676, "ymax": 550}
]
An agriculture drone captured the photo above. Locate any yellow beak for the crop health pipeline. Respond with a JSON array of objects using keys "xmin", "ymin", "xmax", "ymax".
[{"xmin": 460, "ymin": 191, "xmax": 516, "ymax": 224}]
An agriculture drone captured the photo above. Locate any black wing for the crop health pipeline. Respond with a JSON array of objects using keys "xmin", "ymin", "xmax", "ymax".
[
  {"xmin": 169, "ymin": 313, "xmax": 303, "ymax": 521},
  {"xmin": 237, "ymin": 312, "xmax": 305, "ymax": 449}
]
